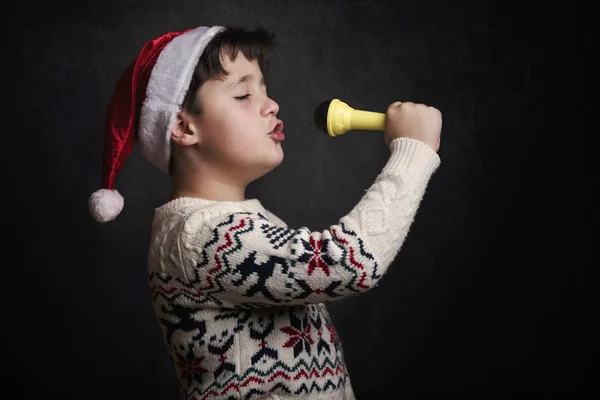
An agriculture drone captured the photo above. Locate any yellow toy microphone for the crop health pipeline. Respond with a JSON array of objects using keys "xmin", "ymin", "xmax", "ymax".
[{"xmin": 314, "ymin": 98, "xmax": 386, "ymax": 137}]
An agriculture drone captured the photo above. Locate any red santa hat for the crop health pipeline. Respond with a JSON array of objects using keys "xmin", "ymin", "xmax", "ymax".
[{"xmin": 88, "ymin": 25, "xmax": 225, "ymax": 222}]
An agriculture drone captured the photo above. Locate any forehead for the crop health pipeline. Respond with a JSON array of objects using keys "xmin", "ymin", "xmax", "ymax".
[
  {"xmin": 221, "ymin": 52, "xmax": 259, "ymax": 71},
  {"xmin": 219, "ymin": 53, "xmax": 265, "ymax": 87}
]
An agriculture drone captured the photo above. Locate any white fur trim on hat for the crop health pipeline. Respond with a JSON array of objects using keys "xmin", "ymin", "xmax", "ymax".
[{"xmin": 138, "ymin": 25, "xmax": 225, "ymax": 173}]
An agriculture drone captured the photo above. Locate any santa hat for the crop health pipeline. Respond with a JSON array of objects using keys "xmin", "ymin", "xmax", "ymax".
[{"xmin": 89, "ymin": 25, "xmax": 225, "ymax": 223}]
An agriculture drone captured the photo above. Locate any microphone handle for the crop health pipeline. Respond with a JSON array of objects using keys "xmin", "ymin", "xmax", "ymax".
[{"xmin": 350, "ymin": 110, "xmax": 386, "ymax": 131}]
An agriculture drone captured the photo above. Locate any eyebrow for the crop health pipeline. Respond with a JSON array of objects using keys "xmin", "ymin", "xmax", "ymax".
[{"xmin": 227, "ymin": 74, "xmax": 267, "ymax": 90}]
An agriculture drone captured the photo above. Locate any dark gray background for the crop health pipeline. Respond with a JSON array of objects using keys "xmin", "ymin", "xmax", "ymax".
[{"xmin": 7, "ymin": 0, "xmax": 596, "ymax": 398}]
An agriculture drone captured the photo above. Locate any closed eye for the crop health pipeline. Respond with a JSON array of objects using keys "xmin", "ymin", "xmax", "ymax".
[{"xmin": 235, "ymin": 94, "xmax": 251, "ymax": 101}]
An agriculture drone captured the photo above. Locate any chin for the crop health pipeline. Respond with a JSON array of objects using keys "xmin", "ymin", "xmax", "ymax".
[
  {"xmin": 267, "ymin": 149, "xmax": 284, "ymax": 171},
  {"xmin": 271, "ymin": 141, "xmax": 284, "ymax": 157},
  {"xmin": 275, "ymin": 146, "xmax": 284, "ymax": 163},
  {"xmin": 257, "ymin": 141, "xmax": 283, "ymax": 171},
  {"xmin": 270, "ymin": 155, "xmax": 284, "ymax": 170}
]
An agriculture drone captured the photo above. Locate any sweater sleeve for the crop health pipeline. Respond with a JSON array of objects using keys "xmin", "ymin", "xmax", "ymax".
[{"xmin": 180, "ymin": 137, "xmax": 441, "ymax": 308}]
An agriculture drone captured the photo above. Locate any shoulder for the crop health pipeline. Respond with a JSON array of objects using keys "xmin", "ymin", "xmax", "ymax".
[
  {"xmin": 150, "ymin": 201, "xmax": 290, "ymax": 252},
  {"xmin": 147, "ymin": 202, "xmax": 268, "ymax": 276}
]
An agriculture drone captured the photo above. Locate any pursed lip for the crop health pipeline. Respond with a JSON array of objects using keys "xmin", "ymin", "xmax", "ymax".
[{"xmin": 268, "ymin": 119, "xmax": 284, "ymax": 134}]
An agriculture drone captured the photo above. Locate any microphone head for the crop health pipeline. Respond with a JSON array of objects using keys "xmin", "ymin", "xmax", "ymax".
[{"xmin": 313, "ymin": 99, "xmax": 332, "ymax": 135}]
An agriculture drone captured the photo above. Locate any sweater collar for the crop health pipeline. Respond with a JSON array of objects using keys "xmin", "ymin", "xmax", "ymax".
[{"xmin": 156, "ymin": 196, "xmax": 263, "ymax": 213}]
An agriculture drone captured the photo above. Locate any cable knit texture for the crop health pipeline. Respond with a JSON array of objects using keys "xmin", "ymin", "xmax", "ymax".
[{"xmin": 147, "ymin": 137, "xmax": 441, "ymax": 400}]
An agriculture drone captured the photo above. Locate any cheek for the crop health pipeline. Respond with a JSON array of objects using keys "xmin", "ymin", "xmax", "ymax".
[
  {"xmin": 212, "ymin": 113, "xmax": 261, "ymax": 155},
  {"xmin": 204, "ymin": 104, "xmax": 266, "ymax": 152},
  {"xmin": 223, "ymin": 109, "xmax": 262, "ymax": 140}
]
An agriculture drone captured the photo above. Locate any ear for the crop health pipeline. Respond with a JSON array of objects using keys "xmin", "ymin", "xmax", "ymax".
[{"xmin": 171, "ymin": 111, "xmax": 201, "ymax": 147}]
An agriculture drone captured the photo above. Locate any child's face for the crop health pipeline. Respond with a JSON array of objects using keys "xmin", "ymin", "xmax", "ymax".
[{"xmin": 189, "ymin": 53, "xmax": 284, "ymax": 182}]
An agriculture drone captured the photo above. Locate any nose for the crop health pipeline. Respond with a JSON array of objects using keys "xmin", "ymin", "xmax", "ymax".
[{"xmin": 263, "ymin": 95, "xmax": 279, "ymax": 117}]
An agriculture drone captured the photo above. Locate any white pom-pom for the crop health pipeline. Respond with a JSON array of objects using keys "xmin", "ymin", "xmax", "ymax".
[{"xmin": 89, "ymin": 189, "xmax": 124, "ymax": 223}]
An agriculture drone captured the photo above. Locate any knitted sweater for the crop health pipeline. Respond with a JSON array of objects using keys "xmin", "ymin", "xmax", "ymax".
[{"xmin": 147, "ymin": 137, "xmax": 441, "ymax": 400}]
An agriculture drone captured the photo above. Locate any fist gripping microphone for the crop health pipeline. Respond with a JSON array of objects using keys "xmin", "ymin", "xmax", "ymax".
[{"xmin": 314, "ymin": 98, "xmax": 386, "ymax": 137}]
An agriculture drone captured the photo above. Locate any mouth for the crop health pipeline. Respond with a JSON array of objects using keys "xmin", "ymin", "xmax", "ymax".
[
  {"xmin": 268, "ymin": 120, "xmax": 285, "ymax": 141},
  {"xmin": 268, "ymin": 120, "xmax": 284, "ymax": 135}
]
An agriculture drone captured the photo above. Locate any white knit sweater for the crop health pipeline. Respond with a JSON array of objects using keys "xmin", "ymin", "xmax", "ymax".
[{"xmin": 147, "ymin": 137, "xmax": 441, "ymax": 400}]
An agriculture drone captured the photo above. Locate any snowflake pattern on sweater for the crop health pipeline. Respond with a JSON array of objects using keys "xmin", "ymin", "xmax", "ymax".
[
  {"xmin": 149, "ymin": 211, "xmax": 367, "ymax": 399},
  {"xmin": 147, "ymin": 138, "xmax": 441, "ymax": 400},
  {"xmin": 186, "ymin": 211, "xmax": 381, "ymax": 307}
]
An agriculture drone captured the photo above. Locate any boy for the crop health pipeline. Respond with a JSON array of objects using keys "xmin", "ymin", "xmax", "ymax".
[{"xmin": 89, "ymin": 25, "xmax": 442, "ymax": 400}]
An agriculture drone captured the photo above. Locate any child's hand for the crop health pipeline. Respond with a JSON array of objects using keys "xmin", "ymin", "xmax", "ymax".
[{"xmin": 383, "ymin": 101, "xmax": 442, "ymax": 152}]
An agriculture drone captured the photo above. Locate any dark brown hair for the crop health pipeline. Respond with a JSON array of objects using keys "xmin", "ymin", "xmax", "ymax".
[{"xmin": 180, "ymin": 26, "xmax": 277, "ymax": 115}]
